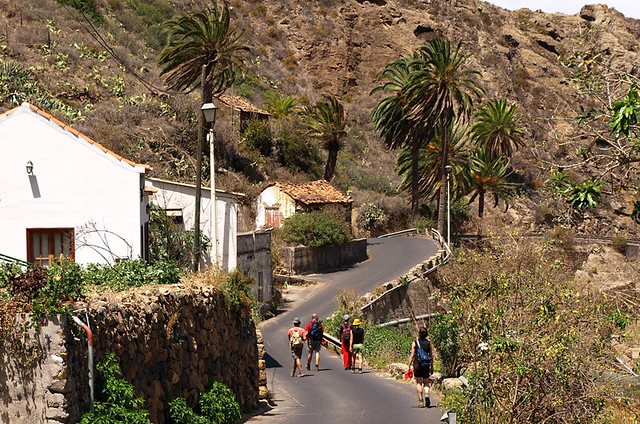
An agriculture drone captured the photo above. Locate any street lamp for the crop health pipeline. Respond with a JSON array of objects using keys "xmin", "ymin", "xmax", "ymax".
[
  {"xmin": 445, "ymin": 165, "xmax": 452, "ymax": 248},
  {"xmin": 201, "ymin": 102, "xmax": 218, "ymax": 265}
]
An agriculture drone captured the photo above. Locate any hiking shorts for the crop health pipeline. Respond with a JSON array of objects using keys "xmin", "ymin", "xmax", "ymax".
[
  {"xmin": 308, "ymin": 339, "xmax": 322, "ymax": 352},
  {"xmin": 413, "ymin": 363, "xmax": 432, "ymax": 379},
  {"xmin": 352, "ymin": 343, "xmax": 364, "ymax": 354},
  {"xmin": 291, "ymin": 345, "xmax": 303, "ymax": 359}
]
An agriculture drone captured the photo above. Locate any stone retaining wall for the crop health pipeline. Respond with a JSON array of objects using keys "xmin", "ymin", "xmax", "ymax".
[
  {"xmin": 280, "ymin": 239, "xmax": 368, "ymax": 275},
  {"xmin": 361, "ymin": 254, "xmax": 445, "ymax": 324},
  {"xmin": 0, "ymin": 282, "xmax": 259, "ymax": 424}
]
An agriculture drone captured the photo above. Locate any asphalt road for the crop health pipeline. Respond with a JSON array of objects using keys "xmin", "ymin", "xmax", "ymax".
[{"xmin": 250, "ymin": 236, "xmax": 443, "ymax": 424}]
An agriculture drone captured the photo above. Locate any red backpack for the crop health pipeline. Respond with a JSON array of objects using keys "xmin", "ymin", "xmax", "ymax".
[{"xmin": 341, "ymin": 323, "xmax": 352, "ymax": 344}]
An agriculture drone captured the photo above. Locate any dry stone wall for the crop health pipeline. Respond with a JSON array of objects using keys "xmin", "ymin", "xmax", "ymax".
[{"xmin": 1, "ymin": 282, "xmax": 259, "ymax": 424}]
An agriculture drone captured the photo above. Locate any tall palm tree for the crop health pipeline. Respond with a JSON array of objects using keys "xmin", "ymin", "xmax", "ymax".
[
  {"xmin": 470, "ymin": 99, "xmax": 524, "ymax": 161},
  {"xmin": 301, "ymin": 96, "xmax": 347, "ymax": 181},
  {"xmin": 371, "ymin": 53, "xmax": 428, "ymax": 217},
  {"xmin": 405, "ymin": 37, "xmax": 483, "ymax": 236},
  {"xmin": 158, "ymin": 2, "xmax": 246, "ymax": 271},
  {"xmin": 467, "ymin": 147, "xmax": 517, "ymax": 217},
  {"xmin": 395, "ymin": 124, "xmax": 471, "ymax": 206}
]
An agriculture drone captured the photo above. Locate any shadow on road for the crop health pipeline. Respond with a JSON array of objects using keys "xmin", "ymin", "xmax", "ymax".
[{"xmin": 264, "ymin": 352, "xmax": 282, "ymax": 369}]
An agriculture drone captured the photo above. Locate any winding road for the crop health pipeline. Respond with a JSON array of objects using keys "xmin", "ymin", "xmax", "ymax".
[{"xmin": 250, "ymin": 236, "xmax": 443, "ymax": 423}]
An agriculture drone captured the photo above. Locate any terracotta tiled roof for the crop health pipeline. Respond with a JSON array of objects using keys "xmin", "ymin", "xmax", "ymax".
[
  {"xmin": 0, "ymin": 103, "xmax": 152, "ymax": 171},
  {"xmin": 273, "ymin": 180, "xmax": 352, "ymax": 205},
  {"xmin": 217, "ymin": 95, "xmax": 271, "ymax": 116}
]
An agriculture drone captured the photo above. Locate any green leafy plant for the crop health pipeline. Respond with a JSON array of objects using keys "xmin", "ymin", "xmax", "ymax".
[
  {"xmin": 43, "ymin": 256, "xmax": 85, "ymax": 305},
  {"xmin": 84, "ymin": 259, "xmax": 183, "ymax": 291},
  {"xmin": 279, "ymin": 211, "xmax": 351, "ymax": 248},
  {"xmin": 356, "ymin": 202, "xmax": 386, "ymax": 232},
  {"xmin": 242, "ymin": 120, "xmax": 273, "ymax": 157},
  {"xmin": 220, "ymin": 270, "xmax": 253, "ymax": 309},
  {"xmin": 564, "ymin": 178, "xmax": 604, "ymax": 211},
  {"xmin": 363, "ymin": 323, "xmax": 414, "ymax": 369},
  {"xmin": 429, "ymin": 313, "xmax": 460, "ymax": 377},
  {"xmin": 80, "ymin": 353, "xmax": 151, "ymax": 423},
  {"xmin": 167, "ymin": 382, "xmax": 241, "ymax": 424},
  {"xmin": 198, "ymin": 381, "xmax": 241, "ymax": 423}
]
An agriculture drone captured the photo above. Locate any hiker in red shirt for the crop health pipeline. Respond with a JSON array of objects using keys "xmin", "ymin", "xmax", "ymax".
[
  {"xmin": 304, "ymin": 313, "xmax": 324, "ymax": 372},
  {"xmin": 338, "ymin": 314, "xmax": 353, "ymax": 370},
  {"xmin": 287, "ymin": 317, "xmax": 307, "ymax": 377}
]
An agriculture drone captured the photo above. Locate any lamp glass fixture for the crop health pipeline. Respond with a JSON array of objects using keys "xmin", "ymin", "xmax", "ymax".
[
  {"xmin": 26, "ymin": 161, "xmax": 34, "ymax": 175},
  {"xmin": 201, "ymin": 102, "xmax": 218, "ymax": 125}
]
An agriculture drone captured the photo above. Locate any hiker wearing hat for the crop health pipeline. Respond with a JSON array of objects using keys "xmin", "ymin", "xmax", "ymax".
[
  {"xmin": 288, "ymin": 317, "xmax": 307, "ymax": 377},
  {"xmin": 350, "ymin": 318, "xmax": 365, "ymax": 374},
  {"xmin": 338, "ymin": 314, "xmax": 353, "ymax": 370}
]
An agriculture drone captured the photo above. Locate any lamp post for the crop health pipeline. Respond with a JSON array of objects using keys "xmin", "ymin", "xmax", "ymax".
[
  {"xmin": 445, "ymin": 165, "xmax": 452, "ymax": 248},
  {"xmin": 201, "ymin": 102, "xmax": 218, "ymax": 266}
]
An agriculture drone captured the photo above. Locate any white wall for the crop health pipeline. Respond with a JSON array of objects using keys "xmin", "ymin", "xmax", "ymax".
[
  {"xmin": 0, "ymin": 104, "xmax": 148, "ymax": 265},
  {"xmin": 254, "ymin": 185, "xmax": 296, "ymax": 229},
  {"xmin": 147, "ymin": 178, "xmax": 238, "ymax": 272}
]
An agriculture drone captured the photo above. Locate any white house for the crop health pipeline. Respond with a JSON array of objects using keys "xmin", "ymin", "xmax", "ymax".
[
  {"xmin": 146, "ymin": 177, "xmax": 242, "ymax": 272},
  {"xmin": 0, "ymin": 103, "xmax": 153, "ymax": 266},
  {"xmin": 255, "ymin": 180, "xmax": 353, "ymax": 229}
]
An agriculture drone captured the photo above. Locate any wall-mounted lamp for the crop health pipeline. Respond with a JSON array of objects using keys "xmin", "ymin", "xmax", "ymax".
[{"xmin": 26, "ymin": 161, "xmax": 34, "ymax": 175}]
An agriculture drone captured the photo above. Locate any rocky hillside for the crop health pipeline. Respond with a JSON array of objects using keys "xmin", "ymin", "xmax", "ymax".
[{"xmin": 1, "ymin": 0, "xmax": 638, "ymax": 236}]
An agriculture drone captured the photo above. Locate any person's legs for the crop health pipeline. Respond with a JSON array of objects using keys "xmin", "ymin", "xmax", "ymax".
[
  {"xmin": 306, "ymin": 350, "xmax": 312, "ymax": 370},
  {"xmin": 315, "ymin": 350, "xmax": 320, "ymax": 368},
  {"xmin": 415, "ymin": 377, "xmax": 425, "ymax": 407},
  {"xmin": 342, "ymin": 343, "xmax": 351, "ymax": 369}
]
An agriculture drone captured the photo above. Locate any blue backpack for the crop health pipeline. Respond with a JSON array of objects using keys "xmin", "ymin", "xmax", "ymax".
[
  {"xmin": 309, "ymin": 321, "xmax": 323, "ymax": 340},
  {"xmin": 415, "ymin": 339, "xmax": 432, "ymax": 368}
]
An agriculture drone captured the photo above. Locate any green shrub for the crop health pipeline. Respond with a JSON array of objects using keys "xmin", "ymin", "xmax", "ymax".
[
  {"xmin": 356, "ymin": 202, "xmax": 386, "ymax": 232},
  {"xmin": 167, "ymin": 398, "xmax": 208, "ymax": 424},
  {"xmin": 242, "ymin": 120, "xmax": 273, "ymax": 157},
  {"xmin": 43, "ymin": 257, "xmax": 85, "ymax": 304},
  {"xmin": 280, "ymin": 211, "xmax": 351, "ymax": 248},
  {"xmin": 167, "ymin": 382, "xmax": 241, "ymax": 424},
  {"xmin": 84, "ymin": 259, "xmax": 183, "ymax": 291},
  {"xmin": 363, "ymin": 323, "xmax": 413, "ymax": 369},
  {"xmin": 199, "ymin": 382, "xmax": 241, "ymax": 423},
  {"xmin": 275, "ymin": 132, "xmax": 322, "ymax": 177},
  {"xmin": 611, "ymin": 236, "xmax": 627, "ymax": 254},
  {"xmin": 221, "ymin": 270, "xmax": 253, "ymax": 310},
  {"xmin": 80, "ymin": 353, "xmax": 151, "ymax": 424},
  {"xmin": 429, "ymin": 313, "xmax": 460, "ymax": 377}
]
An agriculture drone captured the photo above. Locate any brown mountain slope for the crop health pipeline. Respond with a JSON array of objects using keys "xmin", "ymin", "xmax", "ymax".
[{"xmin": 1, "ymin": 0, "xmax": 638, "ymax": 236}]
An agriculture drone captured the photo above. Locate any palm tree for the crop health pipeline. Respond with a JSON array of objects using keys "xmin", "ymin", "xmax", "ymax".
[
  {"xmin": 371, "ymin": 53, "xmax": 428, "ymax": 217},
  {"xmin": 301, "ymin": 96, "xmax": 347, "ymax": 181},
  {"xmin": 470, "ymin": 99, "xmax": 524, "ymax": 161},
  {"xmin": 158, "ymin": 2, "xmax": 246, "ymax": 271},
  {"xmin": 263, "ymin": 91, "xmax": 300, "ymax": 118},
  {"xmin": 405, "ymin": 37, "xmax": 483, "ymax": 236},
  {"xmin": 395, "ymin": 124, "xmax": 471, "ymax": 206},
  {"xmin": 467, "ymin": 147, "xmax": 517, "ymax": 217}
]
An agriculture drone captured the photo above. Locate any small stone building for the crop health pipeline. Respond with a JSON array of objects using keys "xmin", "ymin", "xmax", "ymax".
[
  {"xmin": 216, "ymin": 95, "xmax": 270, "ymax": 133},
  {"xmin": 237, "ymin": 230, "xmax": 273, "ymax": 310},
  {"xmin": 255, "ymin": 180, "xmax": 353, "ymax": 229}
]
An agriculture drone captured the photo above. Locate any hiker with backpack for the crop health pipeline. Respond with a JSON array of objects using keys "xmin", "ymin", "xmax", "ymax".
[
  {"xmin": 288, "ymin": 317, "xmax": 307, "ymax": 377},
  {"xmin": 350, "ymin": 319, "xmax": 365, "ymax": 374},
  {"xmin": 407, "ymin": 326, "xmax": 434, "ymax": 407},
  {"xmin": 338, "ymin": 314, "xmax": 353, "ymax": 370},
  {"xmin": 305, "ymin": 313, "xmax": 324, "ymax": 371}
]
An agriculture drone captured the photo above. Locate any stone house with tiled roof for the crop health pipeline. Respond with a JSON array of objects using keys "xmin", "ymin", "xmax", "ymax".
[
  {"xmin": 0, "ymin": 102, "xmax": 154, "ymax": 266},
  {"xmin": 255, "ymin": 180, "xmax": 353, "ymax": 229},
  {"xmin": 217, "ymin": 95, "xmax": 270, "ymax": 132}
]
